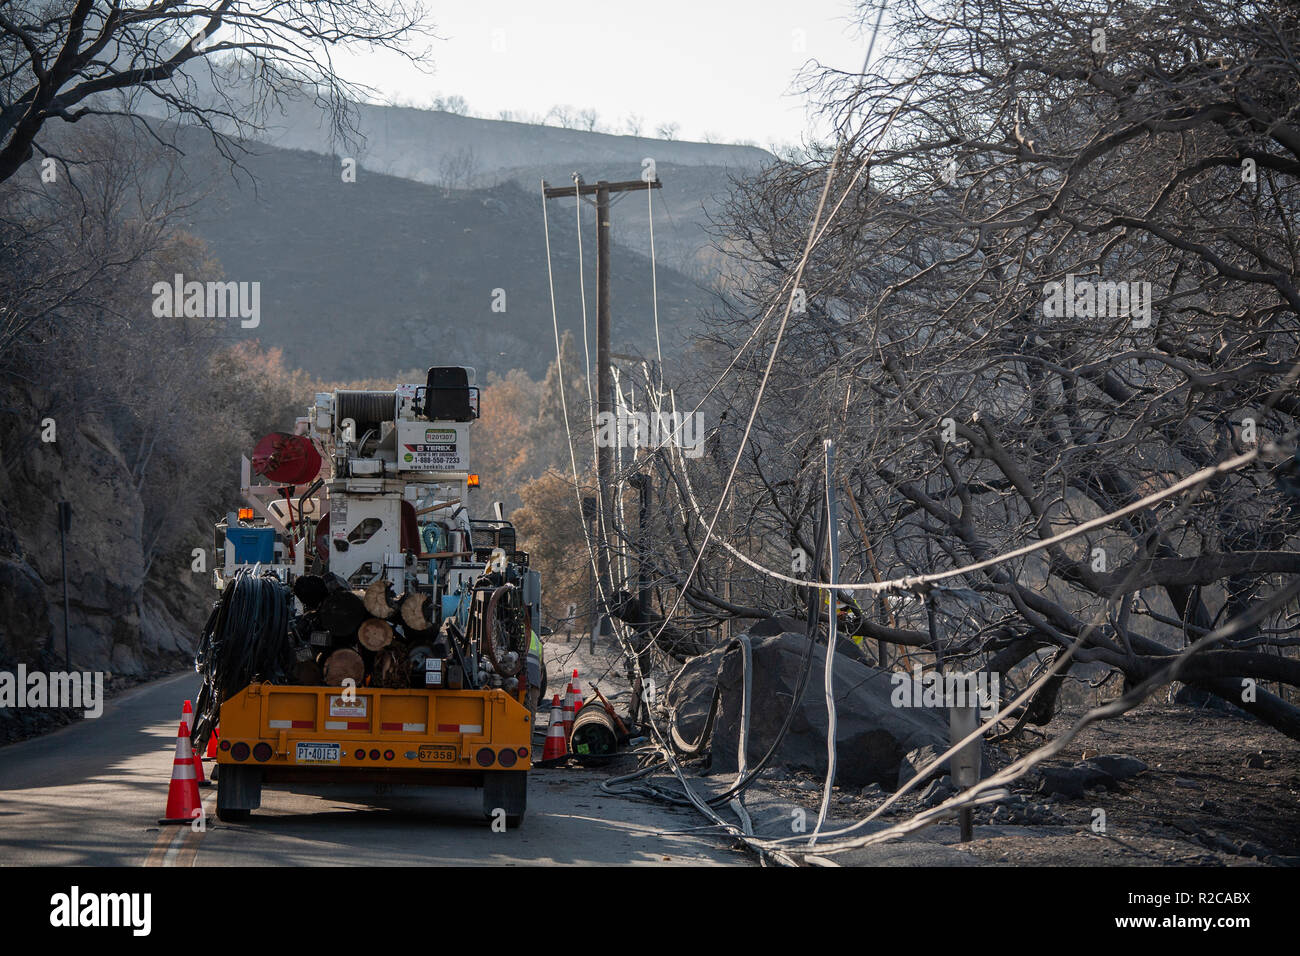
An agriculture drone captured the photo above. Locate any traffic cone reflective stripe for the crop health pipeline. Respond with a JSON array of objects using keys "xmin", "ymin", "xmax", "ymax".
[
  {"xmin": 160, "ymin": 719, "xmax": 203, "ymax": 825},
  {"xmin": 562, "ymin": 670, "xmax": 576, "ymax": 715},
  {"xmin": 182, "ymin": 700, "xmax": 208, "ymax": 786},
  {"xmin": 567, "ymin": 668, "xmax": 584, "ymax": 716},
  {"xmin": 542, "ymin": 695, "xmax": 567, "ymax": 761}
]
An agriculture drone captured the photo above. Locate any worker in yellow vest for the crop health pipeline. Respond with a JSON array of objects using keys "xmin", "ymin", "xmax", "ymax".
[{"xmin": 525, "ymin": 627, "xmax": 544, "ymax": 713}]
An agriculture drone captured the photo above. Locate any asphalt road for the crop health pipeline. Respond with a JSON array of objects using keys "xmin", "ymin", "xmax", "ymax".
[{"xmin": 0, "ymin": 672, "xmax": 748, "ymax": 867}]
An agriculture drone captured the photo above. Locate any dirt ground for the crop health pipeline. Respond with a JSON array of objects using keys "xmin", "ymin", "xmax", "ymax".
[
  {"xmin": 746, "ymin": 701, "xmax": 1300, "ymax": 866},
  {"xmin": 973, "ymin": 703, "xmax": 1299, "ymax": 865},
  {"xmin": 540, "ymin": 628, "xmax": 1300, "ymax": 866}
]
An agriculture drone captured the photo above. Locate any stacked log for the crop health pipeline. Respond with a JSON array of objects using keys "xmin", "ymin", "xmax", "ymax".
[
  {"xmin": 320, "ymin": 590, "xmax": 368, "ymax": 639},
  {"xmin": 293, "ymin": 574, "xmax": 329, "ymax": 611},
  {"xmin": 357, "ymin": 618, "xmax": 394, "ymax": 651},
  {"xmin": 323, "ymin": 647, "xmax": 365, "ymax": 686},
  {"xmin": 363, "ymin": 579, "xmax": 399, "ymax": 620},
  {"xmin": 288, "ymin": 580, "xmax": 461, "ymax": 690},
  {"xmin": 400, "ymin": 592, "xmax": 434, "ymax": 635}
]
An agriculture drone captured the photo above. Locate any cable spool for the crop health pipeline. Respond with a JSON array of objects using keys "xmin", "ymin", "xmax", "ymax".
[
  {"xmin": 335, "ymin": 391, "xmax": 398, "ymax": 435},
  {"xmin": 571, "ymin": 705, "xmax": 619, "ymax": 764},
  {"xmin": 251, "ymin": 432, "xmax": 321, "ymax": 485}
]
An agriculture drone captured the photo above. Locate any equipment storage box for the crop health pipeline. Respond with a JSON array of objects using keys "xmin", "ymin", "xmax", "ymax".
[{"xmin": 226, "ymin": 526, "xmax": 276, "ymax": 564}]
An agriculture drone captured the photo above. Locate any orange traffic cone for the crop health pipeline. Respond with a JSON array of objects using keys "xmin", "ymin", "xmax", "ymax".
[
  {"xmin": 542, "ymin": 695, "xmax": 567, "ymax": 761},
  {"xmin": 565, "ymin": 668, "xmax": 584, "ymax": 717},
  {"xmin": 205, "ymin": 725, "xmax": 220, "ymax": 759},
  {"xmin": 182, "ymin": 701, "xmax": 208, "ymax": 786},
  {"xmin": 562, "ymin": 694, "xmax": 575, "ymax": 739},
  {"xmin": 159, "ymin": 719, "xmax": 203, "ymax": 825}
]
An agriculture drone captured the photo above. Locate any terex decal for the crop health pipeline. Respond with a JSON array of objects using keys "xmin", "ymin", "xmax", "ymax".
[{"xmin": 396, "ymin": 421, "xmax": 468, "ymax": 470}]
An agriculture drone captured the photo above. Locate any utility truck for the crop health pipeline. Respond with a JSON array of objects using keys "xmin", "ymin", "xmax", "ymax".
[{"xmin": 194, "ymin": 366, "xmax": 542, "ymax": 827}]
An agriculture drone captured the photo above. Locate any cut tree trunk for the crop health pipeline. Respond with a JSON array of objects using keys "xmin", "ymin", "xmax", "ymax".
[
  {"xmin": 293, "ymin": 574, "xmax": 328, "ymax": 610},
  {"xmin": 363, "ymin": 578, "xmax": 398, "ymax": 620},
  {"xmin": 323, "ymin": 648, "xmax": 364, "ymax": 687},
  {"xmin": 358, "ymin": 617, "xmax": 395, "ymax": 651},
  {"xmin": 320, "ymin": 590, "xmax": 368, "ymax": 638},
  {"xmin": 400, "ymin": 592, "xmax": 433, "ymax": 633}
]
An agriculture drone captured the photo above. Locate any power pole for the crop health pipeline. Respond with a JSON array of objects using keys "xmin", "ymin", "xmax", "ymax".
[{"xmin": 543, "ymin": 175, "xmax": 662, "ymax": 632}]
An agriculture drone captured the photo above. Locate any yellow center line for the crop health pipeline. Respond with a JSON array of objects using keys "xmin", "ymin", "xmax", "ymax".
[{"xmin": 144, "ymin": 789, "xmax": 215, "ymax": 867}]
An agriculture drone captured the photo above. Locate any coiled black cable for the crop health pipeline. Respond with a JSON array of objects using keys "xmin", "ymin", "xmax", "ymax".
[{"xmin": 191, "ymin": 569, "xmax": 293, "ymax": 751}]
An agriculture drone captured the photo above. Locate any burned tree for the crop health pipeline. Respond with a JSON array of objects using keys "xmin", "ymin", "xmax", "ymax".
[
  {"xmin": 640, "ymin": 0, "xmax": 1300, "ymax": 736},
  {"xmin": 0, "ymin": 0, "xmax": 432, "ymax": 186}
]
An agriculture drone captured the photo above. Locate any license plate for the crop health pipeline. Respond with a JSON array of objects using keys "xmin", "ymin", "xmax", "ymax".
[
  {"xmin": 295, "ymin": 742, "xmax": 340, "ymax": 764},
  {"xmin": 417, "ymin": 745, "xmax": 457, "ymax": 763}
]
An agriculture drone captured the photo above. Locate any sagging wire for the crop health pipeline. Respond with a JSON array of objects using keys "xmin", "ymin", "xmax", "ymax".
[
  {"xmin": 585, "ymin": 2, "xmax": 913, "ymax": 864},
  {"xmin": 603, "ymin": 501, "xmax": 829, "ymax": 821}
]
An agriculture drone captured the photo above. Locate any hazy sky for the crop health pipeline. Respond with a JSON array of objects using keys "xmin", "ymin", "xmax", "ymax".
[{"xmin": 335, "ymin": 0, "xmax": 874, "ymax": 149}]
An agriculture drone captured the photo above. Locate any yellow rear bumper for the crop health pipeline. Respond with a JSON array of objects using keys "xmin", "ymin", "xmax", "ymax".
[{"xmin": 215, "ymin": 683, "xmax": 532, "ymax": 773}]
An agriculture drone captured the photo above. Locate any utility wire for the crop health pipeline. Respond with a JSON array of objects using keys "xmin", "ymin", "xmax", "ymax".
[
  {"xmin": 540, "ymin": 182, "xmax": 606, "ymax": 632},
  {"xmin": 584, "ymin": 2, "xmax": 910, "ymax": 864}
]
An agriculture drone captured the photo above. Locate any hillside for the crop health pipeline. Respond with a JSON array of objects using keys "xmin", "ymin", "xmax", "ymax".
[
  {"xmin": 270, "ymin": 102, "xmax": 770, "ymax": 276},
  {"xmin": 137, "ymin": 85, "xmax": 770, "ymax": 290},
  {"xmin": 174, "ymin": 134, "xmax": 708, "ymax": 381},
  {"xmin": 322, "ymin": 101, "xmax": 771, "ymax": 178}
]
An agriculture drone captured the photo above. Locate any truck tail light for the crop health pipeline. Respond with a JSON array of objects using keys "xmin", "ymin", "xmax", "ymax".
[{"xmin": 475, "ymin": 747, "xmax": 495, "ymax": 767}]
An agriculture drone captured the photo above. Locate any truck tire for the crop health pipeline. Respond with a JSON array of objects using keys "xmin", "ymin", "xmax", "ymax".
[
  {"xmin": 217, "ymin": 764, "xmax": 262, "ymax": 822},
  {"xmin": 482, "ymin": 771, "xmax": 527, "ymax": 828}
]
